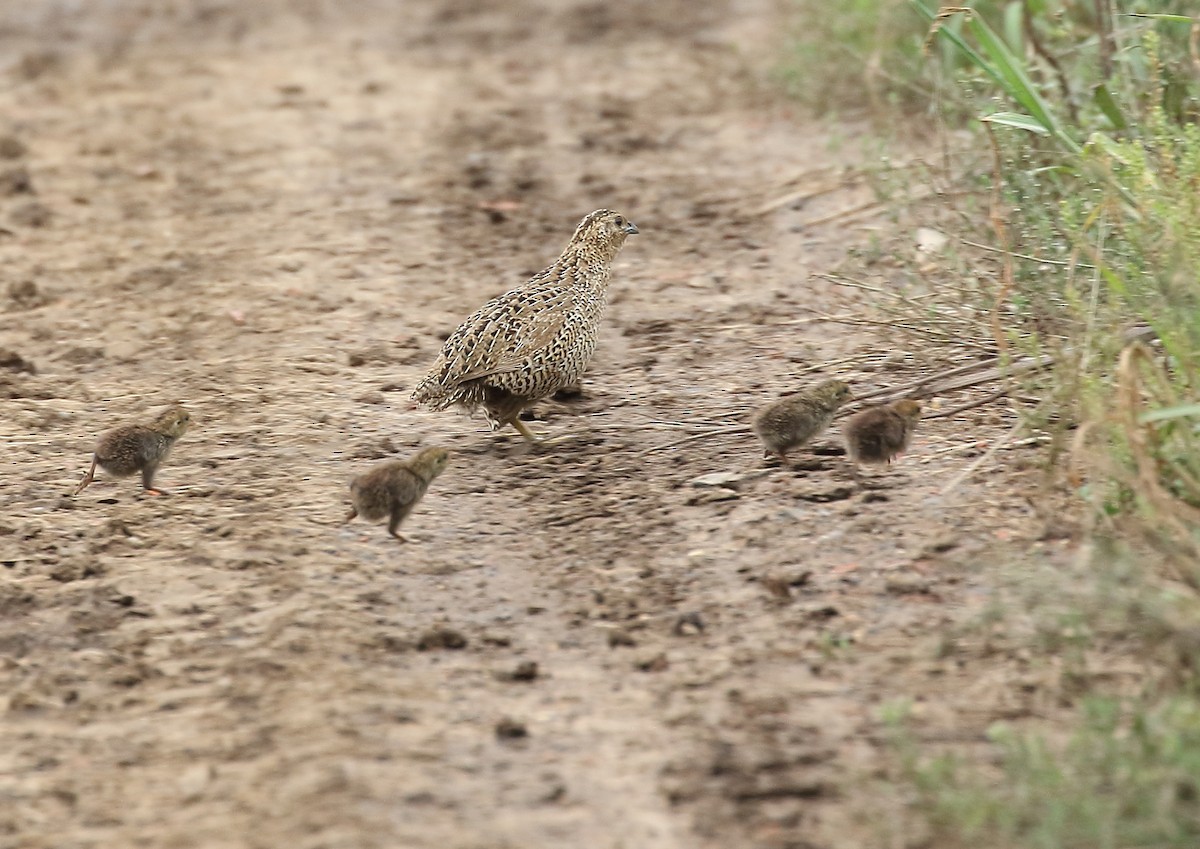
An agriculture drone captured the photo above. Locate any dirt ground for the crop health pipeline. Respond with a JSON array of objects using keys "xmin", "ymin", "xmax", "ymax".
[{"xmin": 0, "ymin": 2, "xmax": 1079, "ymax": 848}]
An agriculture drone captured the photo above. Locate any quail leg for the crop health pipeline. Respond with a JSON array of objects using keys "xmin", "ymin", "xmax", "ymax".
[
  {"xmin": 141, "ymin": 463, "xmax": 166, "ymax": 496},
  {"xmin": 73, "ymin": 456, "xmax": 98, "ymax": 496},
  {"xmin": 507, "ymin": 414, "xmax": 585, "ymax": 448},
  {"xmin": 386, "ymin": 510, "xmax": 409, "ymax": 544},
  {"xmin": 509, "ymin": 418, "xmax": 543, "ymax": 444},
  {"xmin": 344, "ymin": 507, "xmax": 358, "ymax": 524}
]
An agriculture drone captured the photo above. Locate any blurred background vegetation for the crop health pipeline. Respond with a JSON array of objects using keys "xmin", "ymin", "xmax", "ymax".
[{"xmin": 783, "ymin": 2, "xmax": 1200, "ymax": 845}]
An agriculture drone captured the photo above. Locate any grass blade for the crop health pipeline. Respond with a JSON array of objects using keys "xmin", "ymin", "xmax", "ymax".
[
  {"xmin": 982, "ymin": 111, "xmax": 1052, "ymax": 135},
  {"xmin": 1140, "ymin": 404, "xmax": 1200, "ymax": 425}
]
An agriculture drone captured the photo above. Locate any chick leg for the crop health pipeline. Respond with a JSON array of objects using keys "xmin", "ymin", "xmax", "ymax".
[
  {"xmin": 141, "ymin": 463, "xmax": 166, "ymax": 496},
  {"xmin": 73, "ymin": 456, "xmax": 98, "ymax": 496},
  {"xmin": 344, "ymin": 507, "xmax": 359, "ymax": 524},
  {"xmin": 387, "ymin": 509, "xmax": 410, "ymax": 544}
]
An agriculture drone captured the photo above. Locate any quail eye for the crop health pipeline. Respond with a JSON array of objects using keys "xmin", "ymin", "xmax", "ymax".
[{"xmin": 614, "ymin": 216, "xmax": 624, "ymax": 227}]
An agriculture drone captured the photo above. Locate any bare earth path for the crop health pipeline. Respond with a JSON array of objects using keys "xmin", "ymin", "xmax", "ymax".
[{"xmin": 0, "ymin": 3, "xmax": 1067, "ymax": 848}]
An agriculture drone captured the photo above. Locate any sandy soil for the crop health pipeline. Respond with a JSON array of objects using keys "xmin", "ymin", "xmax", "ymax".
[{"xmin": 0, "ymin": 2, "xmax": 1077, "ymax": 847}]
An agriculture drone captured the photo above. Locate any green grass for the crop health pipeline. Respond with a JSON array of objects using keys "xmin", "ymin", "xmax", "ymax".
[
  {"xmin": 888, "ymin": 541, "xmax": 1200, "ymax": 849},
  {"xmin": 898, "ymin": 696, "xmax": 1200, "ymax": 849},
  {"xmin": 781, "ymin": 2, "xmax": 1200, "ymax": 845}
]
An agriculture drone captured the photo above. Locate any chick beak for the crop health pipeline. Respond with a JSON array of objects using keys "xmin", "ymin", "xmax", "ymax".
[{"xmin": 625, "ymin": 221, "xmax": 639, "ymax": 235}]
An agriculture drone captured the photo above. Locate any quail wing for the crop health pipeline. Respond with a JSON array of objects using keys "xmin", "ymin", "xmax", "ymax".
[{"xmin": 431, "ymin": 285, "xmax": 575, "ymax": 389}]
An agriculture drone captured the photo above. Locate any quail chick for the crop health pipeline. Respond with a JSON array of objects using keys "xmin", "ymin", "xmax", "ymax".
[
  {"xmin": 842, "ymin": 399, "xmax": 922, "ymax": 470},
  {"xmin": 345, "ymin": 446, "xmax": 450, "ymax": 542},
  {"xmin": 74, "ymin": 404, "xmax": 191, "ymax": 496},
  {"xmin": 411, "ymin": 209, "xmax": 638, "ymax": 444},
  {"xmin": 752, "ymin": 379, "xmax": 852, "ymax": 463}
]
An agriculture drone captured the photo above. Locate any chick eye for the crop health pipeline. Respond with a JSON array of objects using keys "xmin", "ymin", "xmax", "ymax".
[{"xmin": 615, "ymin": 216, "xmax": 624, "ymax": 227}]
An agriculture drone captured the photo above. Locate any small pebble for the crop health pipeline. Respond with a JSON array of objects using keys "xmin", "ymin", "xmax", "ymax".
[
  {"xmin": 495, "ymin": 718, "xmax": 528, "ymax": 740},
  {"xmin": 416, "ymin": 626, "xmax": 467, "ymax": 651}
]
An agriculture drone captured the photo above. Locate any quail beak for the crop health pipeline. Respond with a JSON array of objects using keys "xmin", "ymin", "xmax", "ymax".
[{"xmin": 625, "ymin": 221, "xmax": 639, "ymax": 235}]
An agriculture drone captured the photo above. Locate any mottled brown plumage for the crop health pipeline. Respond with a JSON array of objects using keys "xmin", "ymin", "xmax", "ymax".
[
  {"xmin": 74, "ymin": 404, "xmax": 191, "ymax": 496},
  {"xmin": 842, "ymin": 399, "xmax": 922, "ymax": 468},
  {"xmin": 752, "ymin": 380, "xmax": 852, "ymax": 462},
  {"xmin": 411, "ymin": 209, "xmax": 638, "ymax": 443},
  {"xmin": 345, "ymin": 446, "xmax": 450, "ymax": 542}
]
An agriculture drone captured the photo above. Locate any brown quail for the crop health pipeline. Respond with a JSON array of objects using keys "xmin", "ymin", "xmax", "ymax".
[
  {"xmin": 345, "ymin": 446, "xmax": 450, "ymax": 542},
  {"xmin": 74, "ymin": 404, "xmax": 191, "ymax": 496},
  {"xmin": 752, "ymin": 379, "xmax": 852, "ymax": 463},
  {"xmin": 411, "ymin": 209, "xmax": 638, "ymax": 444},
  {"xmin": 842, "ymin": 399, "xmax": 922, "ymax": 470}
]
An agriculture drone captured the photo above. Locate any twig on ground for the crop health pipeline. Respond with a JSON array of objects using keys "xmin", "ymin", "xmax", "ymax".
[
  {"xmin": 923, "ymin": 387, "xmax": 1012, "ymax": 419},
  {"xmin": 940, "ymin": 419, "xmax": 1023, "ymax": 496}
]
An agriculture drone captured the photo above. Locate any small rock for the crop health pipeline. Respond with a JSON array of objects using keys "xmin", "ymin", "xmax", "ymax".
[
  {"xmin": 635, "ymin": 652, "xmax": 669, "ymax": 673},
  {"xmin": 10, "ymin": 200, "xmax": 51, "ymax": 228},
  {"xmin": 0, "ymin": 349, "xmax": 35, "ymax": 374},
  {"xmin": 58, "ymin": 345, "xmax": 104, "ymax": 364},
  {"xmin": 105, "ymin": 518, "xmax": 132, "ymax": 537},
  {"xmin": 177, "ymin": 763, "xmax": 214, "ymax": 801},
  {"xmin": 672, "ymin": 612, "xmax": 704, "ymax": 636},
  {"xmin": 496, "ymin": 661, "xmax": 539, "ymax": 682},
  {"xmin": 920, "ymin": 534, "xmax": 959, "ymax": 556},
  {"xmin": 0, "ymin": 167, "xmax": 33, "ymax": 195},
  {"xmin": 350, "ymin": 437, "xmax": 397, "ymax": 460},
  {"xmin": 686, "ymin": 488, "xmax": 739, "ymax": 505},
  {"xmin": 760, "ymin": 575, "xmax": 793, "ymax": 599},
  {"xmin": 376, "ymin": 633, "xmax": 410, "ymax": 653},
  {"xmin": 7, "ymin": 280, "xmax": 47, "ymax": 309},
  {"xmin": 916, "ymin": 227, "xmax": 949, "ymax": 256},
  {"xmin": 416, "ymin": 626, "xmax": 467, "ymax": 651},
  {"xmin": 885, "ymin": 574, "xmax": 931, "ymax": 595},
  {"xmin": 495, "ymin": 718, "xmax": 528, "ymax": 740},
  {"xmin": 808, "ymin": 444, "xmax": 846, "ymax": 457},
  {"xmin": 689, "ymin": 471, "xmax": 748, "ymax": 489},
  {"xmin": 607, "ymin": 629, "xmax": 636, "ymax": 648},
  {"xmin": 789, "ymin": 570, "xmax": 813, "ymax": 588},
  {"xmin": 794, "ymin": 485, "xmax": 853, "ymax": 503},
  {"xmin": 47, "ymin": 560, "xmax": 103, "ymax": 583},
  {"xmin": 17, "ymin": 51, "xmax": 60, "ymax": 80},
  {"xmin": 0, "ymin": 136, "xmax": 26, "ymax": 159},
  {"xmin": 355, "ymin": 391, "xmax": 385, "ymax": 405}
]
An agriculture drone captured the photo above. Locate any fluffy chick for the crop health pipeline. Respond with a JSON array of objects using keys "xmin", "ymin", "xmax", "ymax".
[
  {"xmin": 345, "ymin": 446, "xmax": 450, "ymax": 542},
  {"xmin": 74, "ymin": 404, "xmax": 192, "ymax": 496},
  {"xmin": 842, "ymin": 399, "xmax": 922, "ymax": 469},
  {"xmin": 752, "ymin": 379, "xmax": 852, "ymax": 462},
  {"xmin": 411, "ymin": 209, "xmax": 638, "ymax": 444}
]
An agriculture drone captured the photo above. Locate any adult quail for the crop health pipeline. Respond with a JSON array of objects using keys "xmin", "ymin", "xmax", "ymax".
[{"xmin": 411, "ymin": 209, "xmax": 638, "ymax": 444}]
